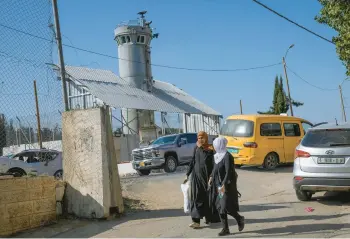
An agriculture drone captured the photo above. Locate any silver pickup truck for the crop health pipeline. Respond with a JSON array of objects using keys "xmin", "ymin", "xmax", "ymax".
[{"xmin": 131, "ymin": 133, "xmax": 201, "ymax": 176}]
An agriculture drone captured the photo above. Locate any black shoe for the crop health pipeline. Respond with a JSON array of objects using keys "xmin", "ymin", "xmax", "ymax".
[
  {"xmin": 218, "ymin": 228, "xmax": 230, "ymax": 236},
  {"xmin": 205, "ymin": 220, "xmax": 210, "ymax": 225},
  {"xmin": 238, "ymin": 216, "xmax": 245, "ymax": 232}
]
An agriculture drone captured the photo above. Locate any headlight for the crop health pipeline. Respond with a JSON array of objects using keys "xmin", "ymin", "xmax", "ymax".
[{"xmin": 152, "ymin": 149, "xmax": 160, "ymax": 157}]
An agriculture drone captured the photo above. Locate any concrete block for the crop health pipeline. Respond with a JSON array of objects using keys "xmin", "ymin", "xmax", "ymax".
[
  {"xmin": 0, "ymin": 218, "xmax": 12, "ymax": 233},
  {"xmin": 6, "ymin": 201, "xmax": 33, "ymax": 218},
  {"xmin": 30, "ymin": 187, "xmax": 56, "ymax": 201},
  {"xmin": 0, "ymin": 178, "xmax": 26, "ymax": 192},
  {"xmin": 0, "ymin": 204, "xmax": 7, "ymax": 219},
  {"xmin": 10, "ymin": 178, "xmax": 27, "ymax": 191},
  {"xmin": 0, "ymin": 230, "xmax": 12, "ymax": 237},
  {"xmin": 32, "ymin": 198, "xmax": 56, "ymax": 214},
  {"xmin": 41, "ymin": 176, "xmax": 56, "ymax": 188},
  {"xmin": 30, "ymin": 212, "xmax": 56, "ymax": 228},
  {"xmin": 26, "ymin": 177, "xmax": 43, "ymax": 189},
  {"xmin": 10, "ymin": 215, "xmax": 31, "ymax": 233},
  {"xmin": 0, "ymin": 178, "xmax": 10, "ymax": 192},
  {"xmin": 0, "ymin": 190, "xmax": 30, "ymax": 204},
  {"xmin": 63, "ymin": 108, "xmax": 110, "ymax": 218}
]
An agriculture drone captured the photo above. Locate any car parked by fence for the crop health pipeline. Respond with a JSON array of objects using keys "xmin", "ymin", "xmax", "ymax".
[{"xmin": 0, "ymin": 149, "xmax": 63, "ymax": 179}]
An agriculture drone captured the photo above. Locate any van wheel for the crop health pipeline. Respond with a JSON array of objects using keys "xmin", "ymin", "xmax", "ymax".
[
  {"xmin": 295, "ymin": 189, "xmax": 312, "ymax": 201},
  {"xmin": 263, "ymin": 153, "xmax": 279, "ymax": 170},
  {"xmin": 164, "ymin": 155, "xmax": 177, "ymax": 173}
]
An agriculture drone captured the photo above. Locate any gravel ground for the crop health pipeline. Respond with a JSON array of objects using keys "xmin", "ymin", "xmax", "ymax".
[{"xmin": 15, "ymin": 165, "xmax": 350, "ymax": 238}]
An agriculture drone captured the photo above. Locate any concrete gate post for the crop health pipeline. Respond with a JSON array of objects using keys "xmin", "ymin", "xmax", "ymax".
[{"xmin": 62, "ymin": 107, "xmax": 124, "ymax": 218}]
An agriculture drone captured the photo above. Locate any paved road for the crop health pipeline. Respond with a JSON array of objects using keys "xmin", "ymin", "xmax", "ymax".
[{"xmin": 16, "ymin": 165, "xmax": 350, "ymax": 238}]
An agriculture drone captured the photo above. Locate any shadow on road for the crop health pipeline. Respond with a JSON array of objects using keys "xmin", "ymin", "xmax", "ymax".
[
  {"xmin": 314, "ymin": 191, "xmax": 350, "ymax": 206},
  {"xmin": 232, "ymin": 223, "xmax": 350, "ymax": 237},
  {"xmin": 209, "ymin": 213, "xmax": 349, "ymax": 230},
  {"xmin": 237, "ymin": 164, "xmax": 293, "ymax": 174}
]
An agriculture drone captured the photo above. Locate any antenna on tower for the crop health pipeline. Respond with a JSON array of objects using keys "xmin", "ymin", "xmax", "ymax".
[{"xmin": 138, "ymin": 11, "xmax": 147, "ymax": 18}]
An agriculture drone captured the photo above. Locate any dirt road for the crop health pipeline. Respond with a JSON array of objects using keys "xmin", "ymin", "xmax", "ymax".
[{"xmin": 16, "ymin": 166, "xmax": 350, "ymax": 238}]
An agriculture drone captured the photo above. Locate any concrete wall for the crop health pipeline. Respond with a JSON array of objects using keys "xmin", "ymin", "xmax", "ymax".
[
  {"xmin": 62, "ymin": 107, "xmax": 123, "ymax": 219},
  {"xmin": 114, "ymin": 134, "xmax": 140, "ymax": 163},
  {"xmin": 2, "ymin": 140, "xmax": 62, "ymax": 155},
  {"xmin": 0, "ymin": 176, "xmax": 57, "ymax": 237}
]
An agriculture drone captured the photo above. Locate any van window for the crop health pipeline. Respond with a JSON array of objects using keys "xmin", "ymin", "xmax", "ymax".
[
  {"xmin": 284, "ymin": 123, "xmax": 301, "ymax": 136},
  {"xmin": 220, "ymin": 120, "xmax": 254, "ymax": 137},
  {"xmin": 260, "ymin": 123, "xmax": 282, "ymax": 136}
]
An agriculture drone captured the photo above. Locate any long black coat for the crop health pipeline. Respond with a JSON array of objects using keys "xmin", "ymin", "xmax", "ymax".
[
  {"xmin": 210, "ymin": 152, "xmax": 240, "ymax": 215},
  {"xmin": 186, "ymin": 146, "xmax": 220, "ymax": 222}
]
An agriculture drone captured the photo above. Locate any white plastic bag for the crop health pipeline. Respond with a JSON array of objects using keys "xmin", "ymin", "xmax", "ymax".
[{"xmin": 181, "ymin": 181, "xmax": 190, "ymax": 213}]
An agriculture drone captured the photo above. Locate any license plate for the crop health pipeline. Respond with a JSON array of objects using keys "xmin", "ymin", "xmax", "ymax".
[
  {"xmin": 228, "ymin": 148, "xmax": 239, "ymax": 154},
  {"xmin": 139, "ymin": 162, "xmax": 145, "ymax": 167},
  {"xmin": 317, "ymin": 158, "xmax": 345, "ymax": 164}
]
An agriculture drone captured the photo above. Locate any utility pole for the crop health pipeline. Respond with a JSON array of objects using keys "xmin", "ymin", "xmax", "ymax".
[
  {"xmin": 282, "ymin": 57, "xmax": 294, "ymax": 116},
  {"xmin": 34, "ymin": 80, "xmax": 43, "ymax": 149},
  {"xmin": 339, "ymin": 85, "xmax": 347, "ymax": 122},
  {"xmin": 52, "ymin": 0, "xmax": 69, "ymax": 111},
  {"xmin": 240, "ymin": 99, "xmax": 243, "ymax": 115}
]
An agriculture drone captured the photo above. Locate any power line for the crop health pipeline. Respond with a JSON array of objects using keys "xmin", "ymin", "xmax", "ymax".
[
  {"xmin": 286, "ymin": 65, "xmax": 348, "ymax": 91},
  {"xmin": 0, "ymin": 22, "xmax": 281, "ymax": 72},
  {"xmin": 252, "ymin": 0, "xmax": 335, "ymax": 45}
]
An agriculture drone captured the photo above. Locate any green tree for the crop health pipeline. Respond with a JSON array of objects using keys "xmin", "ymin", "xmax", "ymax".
[
  {"xmin": 315, "ymin": 0, "xmax": 350, "ymax": 76},
  {"xmin": 258, "ymin": 75, "xmax": 304, "ymax": 114}
]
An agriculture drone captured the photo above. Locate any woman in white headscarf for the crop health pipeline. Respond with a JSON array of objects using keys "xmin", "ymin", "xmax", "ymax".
[{"xmin": 208, "ymin": 137, "xmax": 245, "ymax": 236}]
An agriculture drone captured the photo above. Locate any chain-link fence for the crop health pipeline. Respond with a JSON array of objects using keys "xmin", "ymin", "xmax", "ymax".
[{"xmin": 0, "ymin": 0, "xmax": 62, "ymax": 156}]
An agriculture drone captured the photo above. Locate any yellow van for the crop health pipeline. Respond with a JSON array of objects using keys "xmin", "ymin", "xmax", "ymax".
[{"xmin": 219, "ymin": 114, "xmax": 313, "ymax": 170}]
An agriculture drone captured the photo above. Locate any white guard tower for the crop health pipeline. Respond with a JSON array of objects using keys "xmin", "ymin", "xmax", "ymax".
[{"xmin": 114, "ymin": 11, "xmax": 159, "ymax": 142}]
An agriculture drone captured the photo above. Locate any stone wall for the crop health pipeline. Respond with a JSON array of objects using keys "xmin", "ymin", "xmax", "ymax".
[{"xmin": 0, "ymin": 176, "xmax": 57, "ymax": 237}]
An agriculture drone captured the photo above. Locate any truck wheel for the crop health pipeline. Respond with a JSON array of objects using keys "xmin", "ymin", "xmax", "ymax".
[
  {"xmin": 164, "ymin": 155, "xmax": 177, "ymax": 173},
  {"xmin": 263, "ymin": 152, "xmax": 279, "ymax": 170},
  {"xmin": 295, "ymin": 189, "xmax": 312, "ymax": 201},
  {"xmin": 137, "ymin": 169, "xmax": 151, "ymax": 176}
]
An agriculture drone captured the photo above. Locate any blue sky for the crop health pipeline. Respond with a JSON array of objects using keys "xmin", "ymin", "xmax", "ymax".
[{"xmin": 57, "ymin": 0, "xmax": 348, "ymax": 124}]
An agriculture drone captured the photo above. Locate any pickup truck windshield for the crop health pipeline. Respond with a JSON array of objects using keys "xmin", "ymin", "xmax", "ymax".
[{"xmin": 151, "ymin": 135, "xmax": 177, "ymax": 145}]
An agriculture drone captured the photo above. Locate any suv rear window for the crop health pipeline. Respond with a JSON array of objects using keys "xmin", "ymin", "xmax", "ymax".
[
  {"xmin": 220, "ymin": 119, "xmax": 254, "ymax": 137},
  {"xmin": 302, "ymin": 129, "xmax": 350, "ymax": 147}
]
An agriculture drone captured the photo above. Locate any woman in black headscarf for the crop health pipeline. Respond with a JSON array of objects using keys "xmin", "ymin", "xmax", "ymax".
[
  {"xmin": 185, "ymin": 131, "xmax": 220, "ymax": 228},
  {"xmin": 209, "ymin": 136, "xmax": 245, "ymax": 236}
]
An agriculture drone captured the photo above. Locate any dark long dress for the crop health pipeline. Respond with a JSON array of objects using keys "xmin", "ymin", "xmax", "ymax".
[
  {"xmin": 186, "ymin": 146, "xmax": 220, "ymax": 222},
  {"xmin": 211, "ymin": 152, "xmax": 240, "ymax": 215}
]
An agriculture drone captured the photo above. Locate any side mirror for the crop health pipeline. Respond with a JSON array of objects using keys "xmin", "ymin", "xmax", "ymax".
[{"xmin": 178, "ymin": 139, "xmax": 186, "ymax": 147}]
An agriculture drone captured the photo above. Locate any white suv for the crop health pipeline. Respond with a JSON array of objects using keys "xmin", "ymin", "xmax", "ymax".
[
  {"xmin": 0, "ymin": 149, "xmax": 63, "ymax": 179},
  {"xmin": 294, "ymin": 122, "xmax": 350, "ymax": 201}
]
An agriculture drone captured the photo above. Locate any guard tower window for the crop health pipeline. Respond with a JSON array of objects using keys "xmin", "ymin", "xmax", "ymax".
[
  {"xmin": 120, "ymin": 36, "xmax": 126, "ymax": 44},
  {"xmin": 137, "ymin": 35, "xmax": 146, "ymax": 44},
  {"xmin": 126, "ymin": 36, "xmax": 131, "ymax": 43}
]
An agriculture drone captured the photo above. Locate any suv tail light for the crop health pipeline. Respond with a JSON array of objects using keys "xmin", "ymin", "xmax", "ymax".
[
  {"xmin": 243, "ymin": 142, "xmax": 258, "ymax": 148},
  {"xmin": 295, "ymin": 149, "xmax": 310, "ymax": 158}
]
